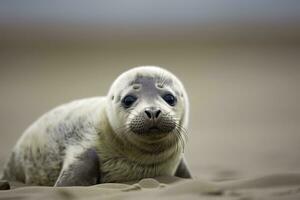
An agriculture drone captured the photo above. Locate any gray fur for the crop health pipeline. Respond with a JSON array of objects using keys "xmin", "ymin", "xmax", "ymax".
[
  {"xmin": 2, "ymin": 98, "xmax": 100, "ymax": 186},
  {"xmin": 2, "ymin": 66, "xmax": 191, "ymax": 186},
  {"xmin": 55, "ymin": 148, "xmax": 101, "ymax": 186}
]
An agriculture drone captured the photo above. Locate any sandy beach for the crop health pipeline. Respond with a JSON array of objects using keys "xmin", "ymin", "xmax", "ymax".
[{"xmin": 1, "ymin": 174, "xmax": 300, "ymax": 200}]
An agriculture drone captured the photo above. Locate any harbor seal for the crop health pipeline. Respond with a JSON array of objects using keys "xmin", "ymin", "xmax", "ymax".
[{"xmin": 1, "ymin": 66, "xmax": 191, "ymax": 186}]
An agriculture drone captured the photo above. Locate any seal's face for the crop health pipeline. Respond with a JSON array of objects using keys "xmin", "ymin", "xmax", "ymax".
[{"xmin": 107, "ymin": 66, "xmax": 188, "ymax": 143}]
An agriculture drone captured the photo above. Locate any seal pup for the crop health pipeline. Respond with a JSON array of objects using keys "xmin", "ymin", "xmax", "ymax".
[{"xmin": 1, "ymin": 66, "xmax": 191, "ymax": 186}]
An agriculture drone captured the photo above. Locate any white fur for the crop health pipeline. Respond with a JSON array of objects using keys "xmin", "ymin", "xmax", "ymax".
[{"xmin": 3, "ymin": 66, "xmax": 189, "ymax": 185}]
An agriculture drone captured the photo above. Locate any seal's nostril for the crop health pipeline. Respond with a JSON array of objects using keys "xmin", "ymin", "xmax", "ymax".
[
  {"xmin": 144, "ymin": 108, "xmax": 161, "ymax": 119},
  {"xmin": 145, "ymin": 110, "xmax": 152, "ymax": 119},
  {"xmin": 155, "ymin": 110, "xmax": 161, "ymax": 118}
]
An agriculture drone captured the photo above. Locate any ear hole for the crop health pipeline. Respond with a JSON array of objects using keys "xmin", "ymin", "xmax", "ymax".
[
  {"xmin": 157, "ymin": 83, "xmax": 163, "ymax": 88},
  {"xmin": 133, "ymin": 85, "xmax": 140, "ymax": 89},
  {"xmin": 111, "ymin": 95, "xmax": 114, "ymax": 100}
]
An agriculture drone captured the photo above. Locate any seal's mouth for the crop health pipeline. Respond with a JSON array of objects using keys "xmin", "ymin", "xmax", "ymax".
[
  {"xmin": 148, "ymin": 126, "xmax": 160, "ymax": 133},
  {"xmin": 132, "ymin": 125, "xmax": 173, "ymax": 137},
  {"xmin": 149, "ymin": 126, "xmax": 159, "ymax": 130}
]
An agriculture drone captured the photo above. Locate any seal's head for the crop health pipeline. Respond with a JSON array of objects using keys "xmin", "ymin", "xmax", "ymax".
[{"xmin": 106, "ymin": 66, "xmax": 189, "ymax": 144}]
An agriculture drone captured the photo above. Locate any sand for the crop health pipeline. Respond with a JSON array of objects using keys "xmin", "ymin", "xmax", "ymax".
[{"xmin": 1, "ymin": 174, "xmax": 300, "ymax": 200}]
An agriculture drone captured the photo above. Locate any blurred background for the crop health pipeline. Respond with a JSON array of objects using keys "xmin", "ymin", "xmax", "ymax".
[{"xmin": 0, "ymin": 0, "xmax": 299, "ymax": 181}]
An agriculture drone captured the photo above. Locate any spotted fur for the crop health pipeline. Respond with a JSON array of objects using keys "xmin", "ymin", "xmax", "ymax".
[{"xmin": 1, "ymin": 66, "xmax": 191, "ymax": 186}]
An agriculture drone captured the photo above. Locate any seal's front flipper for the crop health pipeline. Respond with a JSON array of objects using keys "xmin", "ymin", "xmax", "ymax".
[
  {"xmin": 55, "ymin": 148, "xmax": 101, "ymax": 186},
  {"xmin": 175, "ymin": 157, "xmax": 192, "ymax": 179}
]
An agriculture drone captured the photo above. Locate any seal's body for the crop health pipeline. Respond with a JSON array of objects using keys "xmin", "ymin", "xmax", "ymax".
[{"xmin": 2, "ymin": 66, "xmax": 191, "ymax": 186}]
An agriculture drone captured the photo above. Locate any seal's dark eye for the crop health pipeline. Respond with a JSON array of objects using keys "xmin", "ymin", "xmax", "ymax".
[
  {"xmin": 122, "ymin": 95, "xmax": 137, "ymax": 108},
  {"xmin": 162, "ymin": 94, "xmax": 177, "ymax": 106}
]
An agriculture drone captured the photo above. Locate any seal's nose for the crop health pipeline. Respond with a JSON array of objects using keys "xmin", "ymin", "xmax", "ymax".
[{"xmin": 144, "ymin": 107, "xmax": 161, "ymax": 119}]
